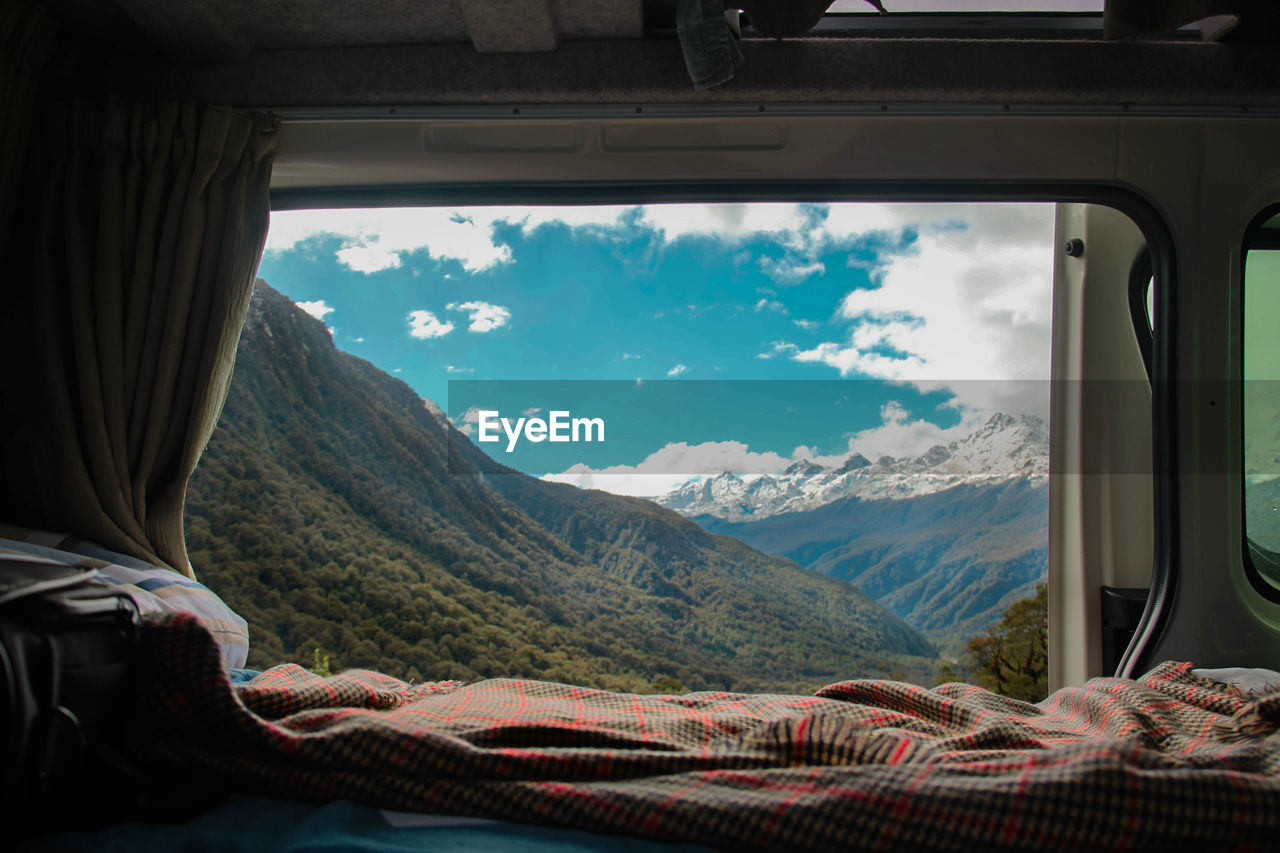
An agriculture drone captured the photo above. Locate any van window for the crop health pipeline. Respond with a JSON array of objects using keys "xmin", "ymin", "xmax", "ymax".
[
  {"xmin": 188, "ymin": 201, "xmax": 1063, "ymax": 694},
  {"xmin": 1244, "ymin": 240, "xmax": 1280, "ymax": 586}
]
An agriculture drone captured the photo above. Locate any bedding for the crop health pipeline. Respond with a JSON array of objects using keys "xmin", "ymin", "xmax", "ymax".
[
  {"xmin": 110, "ymin": 613, "xmax": 1280, "ymax": 852},
  {"xmin": 0, "ymin": 528, "xmax": 249, "ymax": 668},
  {"xmin": 1192, "ymin": 666, "xmax": 1280, "ymax": 697}
]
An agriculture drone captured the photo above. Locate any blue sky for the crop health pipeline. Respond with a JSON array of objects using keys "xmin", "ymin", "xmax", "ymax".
[{"xmin": 258, "ymin": 203, "xmax": 1054, "ymax": 495}]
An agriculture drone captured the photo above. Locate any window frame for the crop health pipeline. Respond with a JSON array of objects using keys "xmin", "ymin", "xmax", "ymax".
[{"xmin": 267, "ymin": 178, "xmax": 1180, "ymax": 679}]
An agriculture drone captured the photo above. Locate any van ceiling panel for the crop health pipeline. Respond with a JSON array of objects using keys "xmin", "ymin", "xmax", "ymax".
[
  {"xmin": 266, "ymin": 116, "xmax": 1119, "ymax": 194},
  {"xmin": 39, "ymin": 1, "xmax": 1280, "ymax": 109},
  {"xmin": 423, "ymin": 123, "xmax": 584, "ymax": 153},
  {"xmin": 600, "ymin": 120, "xmax": 788, "ymax": 152},
  {"xmin": 100, "ymin": 38, "xmax": 1280, "ymax": 110}
]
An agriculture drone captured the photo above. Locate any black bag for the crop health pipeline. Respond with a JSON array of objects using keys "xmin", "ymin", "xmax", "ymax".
[{"xmin": 0, "ymin": 557, "xmax": 141, "ymax": 831}]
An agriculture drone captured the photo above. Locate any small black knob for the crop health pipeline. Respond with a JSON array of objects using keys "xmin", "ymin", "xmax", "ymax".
[{"xmin": 1064, "ymin": 238, "xmax": 1085, "ymax": 257}]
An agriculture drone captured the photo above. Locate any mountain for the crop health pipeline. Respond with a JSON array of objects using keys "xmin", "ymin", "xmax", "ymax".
[
  {"xmin": 697, "ymin": 479, "xmax": 1048, "ymax": 646},
  {"xmin": 658, "ymin": 413, "xmax": 1048, "ymax": 522},
  {"xmin": 660, "ymin": 415, "xmax": 1050, "ymax": 646},
  {"xmin": 184, "ymin": 282, "xmax": 935, "ymax": 694}
]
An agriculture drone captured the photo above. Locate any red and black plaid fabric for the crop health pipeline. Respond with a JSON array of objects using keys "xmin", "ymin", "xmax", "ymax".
[{"xmin": 130, "ymin": 614, "xmax": 1280, "ymax": 851}]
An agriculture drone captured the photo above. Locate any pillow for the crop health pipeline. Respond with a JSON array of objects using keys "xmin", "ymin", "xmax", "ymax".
[
  {"xmin": 0, "ymin": 528, "xmax": 249, "ymax": 670},
  {"xmin": 1192, "ymin": 666, "xmax": 1280, "ymax": 698}
]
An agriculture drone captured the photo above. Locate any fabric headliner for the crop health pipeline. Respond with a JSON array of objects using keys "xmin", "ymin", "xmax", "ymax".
[{"xmin": 101, "ymin": 38, "xmax": 1280, "ymax": 109}]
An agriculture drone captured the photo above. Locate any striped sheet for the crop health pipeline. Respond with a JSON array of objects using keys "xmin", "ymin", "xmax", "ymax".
[{"xmin": 0, "ymin": 530, "xmax": 248, "ymax": 669}]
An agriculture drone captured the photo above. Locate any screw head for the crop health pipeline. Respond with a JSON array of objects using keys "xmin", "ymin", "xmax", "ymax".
[{"xmin": 1064, "ymin": 238, "xmax": 1085, "ymax": 257}]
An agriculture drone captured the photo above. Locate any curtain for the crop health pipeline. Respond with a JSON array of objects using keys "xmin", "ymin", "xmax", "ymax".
[
  {"xmin": 8, "ymin": 97, "xmax": 278, "ymax": 578},
  {"xmin": 0, "ymin": 0, "xmax": 55, "ymax": 272}
]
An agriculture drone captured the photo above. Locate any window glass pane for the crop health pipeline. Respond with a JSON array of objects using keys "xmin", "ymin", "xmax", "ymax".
[
  {"xmin": 190, "ymin": 201, "xmax": 1063, "ymax": 697},
  {"xmin": 1145, "ymin": 276, "xmax": 1154, "ymax": 331},
  {"xmin": 1245, "ymin": 247, "xmax": 1280, "ymax": 582}
]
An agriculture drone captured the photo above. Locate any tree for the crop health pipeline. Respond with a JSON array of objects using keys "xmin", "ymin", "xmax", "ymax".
[
  {"xmin": 965, "ymin": 583, "xmax": 1048, "ymax": 702},
  {"xmin": 648, "ymin": 676, "xmax": 686, "ymax": 694},
  {"xmin": 310, "ymin": 648, "xmax": 333, "ymax": 677}
]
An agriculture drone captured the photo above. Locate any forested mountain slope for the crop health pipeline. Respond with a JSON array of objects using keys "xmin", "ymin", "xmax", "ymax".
[{"xmin": 185, "ymin": 282, "xmax": 935, "ymax": 692}]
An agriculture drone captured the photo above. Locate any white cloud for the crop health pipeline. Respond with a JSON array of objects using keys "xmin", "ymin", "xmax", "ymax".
[
  {"xmin": 407, "ymin": 310, "xmax": 454, "ymax": 339},
  {"xmin": 270, "ymin": 202, "xmax": 1054, "ymax": 421},
  {"xmin": 268, "ymin": 203, "xmax": 1040, "ymax": 284},
  {"xmin": 522, "ymin": 406, "xmax": 542, "ymax": 417},
  {"xmin": 447, "ymin": 301, "xmax": 511, "ymax": 333},
  {"xmin": 793, "ymin": 319, "xmax": 819, "ymax": 331},
  {"xmin": 336, "ymin": 244, "xmax": 401, "ymax": 274},
  {"xmin": 759, "ymin": 257, "xmax": 825, "ymax": 285},
  {"xmin": 783, "ymin": 202, "xmax": 1055, "ymax": 418},
  {"xmin": 445, "ymin": 365, "xmax": 474, "ymax": 374},
  {"xmin": 821, "ymin": 202, "xmax": 964, "ymax": 240},
  {"xmin": 352, "ymin": 336, "xmax": 365, "ymax": 343},
  {"xmin": 267, "ymin": 208, "xmax": 515, "ymax": 274},
  {"xmin": 296, "ymin": 299, "xmax": 334, "ymax": 322},
  {"xmin": 790, "ymin": 340, "xmax": 927, "ymax": 378},
  {"xmin": 753, "ymin": 298, "xmax": 787, "ymax": 314},
  {"xmin": 755, "ymin": 341, "xmax": 796, "ymax": 360},
  {"xmin": 541, "ymin": 439, "xmax": 806, "ymax": 497},
  {"xmin": 265, "ymin": 203, "xmax": 813, "ymax": 280},
  {"xmin": 493, "ymin": 205, "xmax": 635, "ymax": 233},
  {"xmin": 636, "ymin": 203, "xmax": 813, "ymax": 246},
  {"xmin": 824, "ymin": 400, "xmax": 980, "ymax": 462},
  {"xmin": 621, "ymin": 353, "xmax": 643, "ymax": 360},
  {"xmin": 453, "ymin": 405, "xmax": 486, "ymax": 437},
  {"xmin": 678, "ymin": 303, "xmax": 712, "ymax": 319},
  {"xmin": 667, "ymin": 363, "xmax": 688, "ymax": 377}
]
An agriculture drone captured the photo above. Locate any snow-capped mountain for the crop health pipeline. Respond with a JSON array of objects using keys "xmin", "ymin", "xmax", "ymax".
[{"xmin": 658, "ymin": 413, "xmax": 1049, "ymax": 522}]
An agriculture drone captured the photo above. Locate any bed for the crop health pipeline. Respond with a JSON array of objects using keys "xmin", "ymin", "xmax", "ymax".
[
  {"xmin": 45, "ymin": 611, "xmax": 1280, "ymax": 852},
  {"xmin": 7, "ymin": 529, "xmax": 1280, "ymax": 850}
]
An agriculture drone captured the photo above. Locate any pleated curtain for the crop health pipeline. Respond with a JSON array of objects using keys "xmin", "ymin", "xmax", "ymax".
[
  {"xmin": 0, "ymin": 0, "xmax": 55, "ymax": 272},
  {"xmin": 4, "ymin": 85, "xmax": 279, "ymax": 577}
]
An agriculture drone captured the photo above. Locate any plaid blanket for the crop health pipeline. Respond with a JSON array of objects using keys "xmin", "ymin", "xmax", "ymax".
[{"xmin": 129, "ymin": 614, "xmax": 1280, "ymax": 851}]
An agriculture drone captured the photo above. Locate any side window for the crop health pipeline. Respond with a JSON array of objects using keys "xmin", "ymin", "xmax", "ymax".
[
  {"xmin": 1152, "ymin": 274, "xmax": 1162, "ymax": 330},
  {"xmin": 1129, "ymin": 251, "xmax": 1154, "ymax": 380},
  {"xmin": 1244, "ymin": 221, "xmax": 1280, "ymax": 588}
]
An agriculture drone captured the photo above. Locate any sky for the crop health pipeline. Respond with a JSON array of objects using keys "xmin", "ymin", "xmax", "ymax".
[{"xmin": 257, "ymin": 202, "xmax": 1056, "ymax": 496}]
